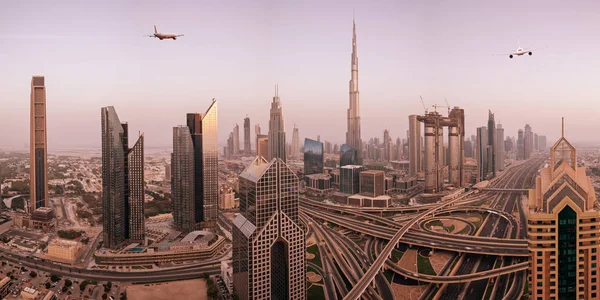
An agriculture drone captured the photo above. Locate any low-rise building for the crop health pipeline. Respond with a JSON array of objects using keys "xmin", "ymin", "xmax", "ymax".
[
  {"xmin": 346, "ymin": 194, "xmax": 392, "ymax": 208},
  {"xmin": 0, "ymin": 276, "xmax": 11, "ymax": 299},
  {"xmin": 305, "ymin": 174, "xmax": 334, "ymax": 196},
  {"xmin": 219, "ymin": 187, "xmax": 237, "ymax": 210},
  {"xmin": 47, "ymin": 239, "xmax": 82, "ymax": 262}
]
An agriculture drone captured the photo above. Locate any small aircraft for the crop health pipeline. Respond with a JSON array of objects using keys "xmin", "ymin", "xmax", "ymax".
[
  {"xmin": 145, "ymin": 25, "xmax": 184, "ymax": 40},
  {"xmin": 495, "ymin": 40, "xmax": 543, "ymax": 59}
]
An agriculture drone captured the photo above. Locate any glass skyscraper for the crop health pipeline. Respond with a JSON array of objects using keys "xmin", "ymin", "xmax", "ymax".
[
  {"xmin": 101, "ymin": 106, "xmax": 145, "ymax": 249},
  {"xmin": 172, "ymin": 126, "xmax": 196, "ymax": 233},
  {"xmin": 303, "ymin": 138, "xmax": 324, "ymax": 176},
  {"xmin": 30, "ymin": 76, "xmax": 49, "ymax": 212},
  {"xmin": 340, "ymin": 144, "xmax": 359, "ymax": 167}
]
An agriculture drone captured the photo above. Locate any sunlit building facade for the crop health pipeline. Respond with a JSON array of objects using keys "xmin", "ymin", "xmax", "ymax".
[
  {"xmin": 172, "ymin": 126, "xmax": 196, "ymax": 233},
  {"xmin": 527, "ymin": 120, "xmax": 600, "ymax": 300}
]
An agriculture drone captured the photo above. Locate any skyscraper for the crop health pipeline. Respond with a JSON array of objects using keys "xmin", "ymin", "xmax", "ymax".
[
  {"xmin": 303, "ymin": 138, "xmax": 324, "ymax": 176},
  {"xmin": 346, "ymin": 17, "xmax": 362, "ymax": 164},
  {"xmin": 340, "ymin": 144, "xmax": 359, "ymax": 167},
  {"xmin": 533, "ymin": 133, "xmax": 539, "ymax": 153},
  {"xmin": 233, "ymin": 123, "xmax": 240, "ymax": 154},
  {"xmin": 476, "ymin": 126, "xmax": 488, "ymax": 181},
  {"xmin": 517, "ymin": 129, "xmax": 525, "ymax": 160},
  {"xmin": 186, "ymin": 99, "xmax": 218, "ymax": 225},
  {"xmin": 243, "ymin": 116, "xmax": 251, "ymax": 155},
  {"xmin": 496, "ymin": 124, "xmax": 505, "ymax": 171},
  {"xmin": 524, "ymin": 124, "xmax": 532, "ymax": 159},
  {"xmin": 268, "ymin": 85, "xmax": 286, "ymax": 162},
  {"xmin": 172, "ymin": 126, "xmax": 195, "ymax": 233},
  {"xmin": 291, "ymin": 125, "xmax": 300, "ymax": 160},
  {"xmin": 539, "ymin": 135, "xmax": 547, "ymax": 152},
  {"xmin": 408, "ymin": 115, "xmax": 421, "ymax": 176},
  {"xmin": 256, "ymin": 135, "xmax": 268, "ymax": 160},
  {"xmin": 527, "ymin": 119, "xmax": 599, "ymax": 300},
  {"xmin": 233, "ymin": 157, "xmax": 305, "ymax": 300},
  {"xmin": 487, "ymin": 110, "xmax": 496, "ymax": 177},
  {"xmin": 101, "ymin": 106, "xmax": 145, "ymax": 249},
  {"xmin": 30, "ymin": 76, "xmax": 49, "ymax": 213}
]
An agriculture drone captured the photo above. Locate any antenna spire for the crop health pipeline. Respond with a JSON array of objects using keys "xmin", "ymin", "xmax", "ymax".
[{"xmin": 562, "ymin": 117, "xmax": 565, "ymax": 137}]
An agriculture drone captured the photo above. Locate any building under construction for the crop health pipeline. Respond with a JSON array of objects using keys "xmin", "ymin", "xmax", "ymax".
[{"xmin": 417, "ymin": 106, "xmax": 465, "ymax": 193}]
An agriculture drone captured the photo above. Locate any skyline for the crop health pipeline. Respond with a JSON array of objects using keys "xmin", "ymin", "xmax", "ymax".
[{"xmin": 2, "ymin": 1, "xmax": 600, "ymax": 150}]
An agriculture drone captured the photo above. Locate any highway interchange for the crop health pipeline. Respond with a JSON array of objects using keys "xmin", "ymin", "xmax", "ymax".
[{"xmin": 301, "ymin": 155, "xmax": 545, "ymax": 300}]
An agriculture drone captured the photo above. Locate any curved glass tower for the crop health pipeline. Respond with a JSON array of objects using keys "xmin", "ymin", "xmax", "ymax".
[{"xmin": 303, "ymin": 138, "xmax": 324, "ymax": 176}]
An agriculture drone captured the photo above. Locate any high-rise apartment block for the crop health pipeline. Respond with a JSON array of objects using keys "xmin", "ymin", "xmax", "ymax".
[
  {"xmin": 233, "ymin": 123, "xmax": 240, "ymax": 154},
  {"xmin": 359, "ymin": 170, "xmax": 384, "ymax": 197},
  {"xmin": 517, "ymin": 129, "xmax": 525, "ymax": 160},
  {"xmin": 527, "ymin": 119, "xmax": 599, "ymax": 300},
  {"xmin": 256, "ymin": 135, "xmax": 268, "ymax": 160},
  {"xmin": 291, "ymin": 125, "xmax": 300, "ymax": 160},
  {"xmin": 172, "ymin": 126, "xmax": 196, "ymax": 233},
  {"xmin": 408, "ymin": 115, "xmax": 421, "ymax": 176},
  {"xmin": 487, "ymin": 110, "xmax": 496, "ymax": 177},
  {"xmin": 185, "ymin": 99, "xmax": 218, "ymax": 225},
  {"xmin": 268, "ymin": 85, "xmax": 286, "ymax": 162},
  {"xmin": 30, "ymin": 76, "xmax": 49, "ymax": 213},
  {"xmin": 524, "ymin": 124, "xmax": 532, "ymax": 159},
  {"xmin": 476, "ymin": 126, "xmax": 488, "ymax": 182},
  {"xmin": 233, "ymin": 157, "xmax": 305, "ymax": 300},
  {"xmin": 101, "ymin": 106, "xmax": 145, "ymax": 249}
]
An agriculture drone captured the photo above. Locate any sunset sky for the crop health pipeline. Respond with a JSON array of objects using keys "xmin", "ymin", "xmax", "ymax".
[{"xmin": 1, "ymin": 0, "xmax": 599, "ymax": 150}]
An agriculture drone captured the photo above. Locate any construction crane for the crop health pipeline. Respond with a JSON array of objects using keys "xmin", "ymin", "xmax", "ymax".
[{"xmin": 420, "ymin": 95, "xmax": 428, "ymax": 114}]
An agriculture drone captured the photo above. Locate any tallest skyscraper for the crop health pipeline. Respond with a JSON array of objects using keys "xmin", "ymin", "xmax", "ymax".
[
  {"xmin": 30, "ymin": 76, "xmax": 49, "ymax": 213},
  {"xmin": 346, "ymin": 16, "xmax": 362, "ymax": 164}
]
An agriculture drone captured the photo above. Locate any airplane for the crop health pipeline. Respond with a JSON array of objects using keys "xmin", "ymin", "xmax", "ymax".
[
  {"xmin": 495, "ymin": 40, "xmax": 543, "ymax": 59},
  {"xmin": 145, "ymin": 25, "xmax": 184, "ymax": 40}
]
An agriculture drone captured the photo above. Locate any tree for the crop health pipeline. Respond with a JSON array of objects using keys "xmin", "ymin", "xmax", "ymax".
[
  {"xmin": 203, "ymin": 273, "xmax": 210, "ymax": 280},
  {"xmin": 62, "ymin": 286, "xmax": 68, "ymax": 293},
  {"xmin": 29, "ymin": 271, "xmax": 37, "ymax": 278},
  {"xmin": 50, "ymin": 274, "xmax": 60, "ymax": 282},
  {"xmin": 207, "ymin": 284, "xmax": 218, "ymax": 299},
  {"xmin": 64, "ymin": 279, "xmax": 72, "ymax": 287},
  {"xmin": 45, "ymin": 282, "xmax": 51, "ymax": 289},
  {"xmin": 120, "ymin": 294, "xmax": 127, "ymax": 300},
  {"xmin": 102, "ymin": 293, "xmax": 108, "ymax": 300}
]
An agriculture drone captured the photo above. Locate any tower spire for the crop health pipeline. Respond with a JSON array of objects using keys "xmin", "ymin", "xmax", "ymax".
[{"xmin": 562, "ymin": 117, "xmax": 565, "ymax": 137}]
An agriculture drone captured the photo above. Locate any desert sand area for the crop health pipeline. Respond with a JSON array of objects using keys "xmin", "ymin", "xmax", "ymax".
[
  {"xmin": 392, "ymin": 283, "xmax": 428, "ymax": 300},
  {"xmin": 127, "ymin": 279, "xmax": 207, "ymax": 300}
]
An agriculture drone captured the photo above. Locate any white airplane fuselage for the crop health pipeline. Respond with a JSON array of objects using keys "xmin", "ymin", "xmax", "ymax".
[
  {"xmin": 154, "ymin": 33, "xmax": 179, "ymax": 40},
  {"xmin": 509, "ymin": 48, "xmax": 532, "ymax": 58}
]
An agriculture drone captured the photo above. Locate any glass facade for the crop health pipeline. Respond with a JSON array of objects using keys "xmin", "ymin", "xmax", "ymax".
[
  {"xmin": 101, "ymin": 107, "xmax": 126, "ymax": 249},
  {"xmin": 340, "ymin": 165, "xmax": 364, "ymax": 195},
  {"xmin": 172, "ymin": 126, "xmax": 196, "ymax": 233},
  {"xmin": 340, "ymin": 144, "xmax": 359, "ymax": 167},
  {"xmin": 303, "ymin": 138, "xmax": 324, "ymax": 176},
  {"xmin": 101, "ymin": 106, "xmax": 145, "ymax": 249},
  {"xmin": 558, "ymin": 206, "xmax": 577, "ymax": 299}
]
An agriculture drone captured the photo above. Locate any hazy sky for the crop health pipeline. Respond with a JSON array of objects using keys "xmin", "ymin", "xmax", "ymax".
[{"xmin": 1, "ymin": 0, "xmax": 600, "ymax": 150}]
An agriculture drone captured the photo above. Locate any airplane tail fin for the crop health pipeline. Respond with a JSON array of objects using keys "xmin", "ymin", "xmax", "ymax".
[{"xmin": 154, "ymin": 25, "xmax": 158, "ymax": 34}]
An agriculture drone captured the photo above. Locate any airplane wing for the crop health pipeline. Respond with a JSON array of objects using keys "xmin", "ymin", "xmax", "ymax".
[
  {"xmin": 144, "ymin": 35, "xmax": 154, "ymax": 37},
  {"xmin": 492, "ymin": 52, "xmax": 515, "ymax": 56},
  {"xmin": 176, "ymin": 34, "xmax": 184, "ymax": 37}
]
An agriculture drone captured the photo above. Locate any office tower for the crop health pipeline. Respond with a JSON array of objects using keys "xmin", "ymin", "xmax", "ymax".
[
  {"xmin": 464, "ymin": 140, "xmax": 473, "ymax": 158},
  {"xmin": 340, "ymin": 144, "xmax": 359, "ymax": 167},
  {"xmin": 30, "ymin": 76, "xmax": 49, "ymax": 212},
  {"xmin": 527, "ymin": 119, "xmax": 599, "ymax": 300},
  {"xmin": 382, "ymin": 129, "xmax": 391, "ymax": 161},
  {"xmin": 408, "ymin": 115, "xmax": 421, "ymax": 176},
  {"xmin": 487, "ymin": 110, "xmax": 496, "ymax": 177},
  {"xmin": 333, "ymin": 143, "xmax": 339, "ymax": 154},
  {"xmin": 539, "ymin": 135, "xmax": 547, "ymax": 152},
  {"xmin": 534, "ymin": 133, "xmax": 539, "ymax": 152},
  {"xmin": 524, "ymin": 124, "xmax": 532, "ymax": 159},
  {"xmin": 359, "ymin": 170, "xmax": 384, "ymax": 197},
  {"xmin": 291, "ymin": 125, "xmax": 300, "ymax": 159},
  {"xmin": 101, "ymin": 106, "xmax": 145, "ymax": 249},
  {"xmin": 496, "ymin": 124, "xmax": 505, "ymax": 171},
  {"xmin": 256, "ymin": 135, "xmax": 268, "ymax": 160},
  {"xmin": 448, "ymin": 107, "xmax": 465, "ymax": 187},
  {"xmin": 317, "ymin": 135, "xmax": 320, "ymax": 142},
  {"xmin": 268, "ymin": 85, "xmax": 286, "ymax": 162},
  {"xmin": 324, "ymin": 141, "xmax": 332, "ymax": 154},
  {"xmin": 504, "ymin": 137, "xmax": 513, "ymax": 153},
  {"xmin": 165, "ymin": 163, "xmax": 171, "ymax": 181},
  {"xmin": 476, "ymin": 126, "xmax": 488, "ymax": 181},
  {"xmin": 303, "ymin": 138, "xmax": 324, "ymax": 176},
  {"xmin": 346, "ymin": 17, "xmax": 362, "ymax": 164},
  {"xmin": 233, "ymin": 123, "xmax": 240, "ymax": 154},
  {"xmin": 172, "ymin": 126, "xmax": 195, "ymax": 233},
  {"xmin": 186, "ymin": 99, "xmax": 218, "ymax": 224},
  {"xmin": 517, "ymin": 129, "xmax": 525, "ymax": 160},
  {"xmin": 233, "ymin": 157, "xmax": 305, "ymax": 300},
  {"xmin": 243, "ymin": 117, "xmax": 251, "ymax": 155},
  {"xmin": 340, "ymin": 165, "xmax": 364, "ymax": 195}
]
